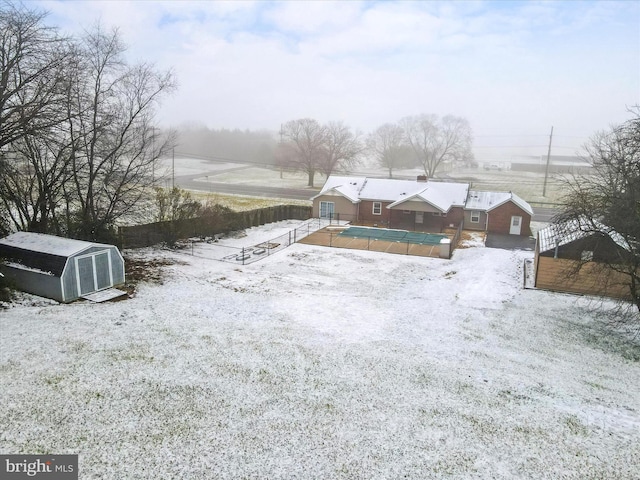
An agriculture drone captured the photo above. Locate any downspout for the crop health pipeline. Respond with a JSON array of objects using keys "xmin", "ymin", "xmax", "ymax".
[{"xmin": 534, "ymin": 233, "xmax": 540, "ymax": 287}]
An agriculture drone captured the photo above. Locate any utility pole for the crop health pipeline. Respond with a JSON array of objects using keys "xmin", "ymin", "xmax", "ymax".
[
  {"xmin": 279, "ymin": 123, "xmax": 284, "ymax": 179},
  {"xmin": 172, "ymin": 148, "xmax": 175, "ymax": 189},
  {"xmin": 542, "ymin": 126, "xmax": 553, "ymax": 197}
]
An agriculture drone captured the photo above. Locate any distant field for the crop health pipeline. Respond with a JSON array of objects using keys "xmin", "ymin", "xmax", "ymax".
[
  {"xmin": 191, "ymin": 191, "xmax": 311, "ymax": 211},
  {"xmin": 445, "ymin": 169, "xmax": 567, "ymax": 205},
  {"xmin": 206, "ymin": 165, "xmax": 567, "ymax": 205},
  {"xmin": 159, "ymin": 157, "xmax": 569, "ymax": 207}
]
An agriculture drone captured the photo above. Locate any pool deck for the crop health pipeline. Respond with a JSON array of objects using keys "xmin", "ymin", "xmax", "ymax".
[{"xmin": 298, "ymin": 226, "xmax": 453, "ymax": 259}]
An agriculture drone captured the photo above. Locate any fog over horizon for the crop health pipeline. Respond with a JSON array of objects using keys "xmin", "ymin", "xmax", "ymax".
[{"xmin": 39, "ymin": 0, "xmax": 639, "ymax": 161}]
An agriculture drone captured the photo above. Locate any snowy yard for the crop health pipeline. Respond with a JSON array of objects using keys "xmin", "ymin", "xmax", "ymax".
[{"xmin": 1, "ymin": 220, "xmax": 639, "ymax": 479}]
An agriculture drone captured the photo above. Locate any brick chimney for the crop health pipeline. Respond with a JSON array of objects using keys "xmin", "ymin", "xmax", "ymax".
[{"xmin": 417, "ymin": 175, "xmax": 428, "ymax": 182}]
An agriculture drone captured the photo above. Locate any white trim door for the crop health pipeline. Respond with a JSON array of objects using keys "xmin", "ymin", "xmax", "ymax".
[
  {"xmin": 509, "ymin": 215, "xmax": 522, "ymax": 235},
  {"xmin": 319, "ymin": 201, "xmax": 335, "ymax": 219}
]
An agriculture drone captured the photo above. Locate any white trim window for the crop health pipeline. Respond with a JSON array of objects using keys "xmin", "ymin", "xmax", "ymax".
[
  {"xmin": 319, "ymin": 201, "xmax": 335, "ymax": 219},
  {"xmin": 470, "ymin": 211, "xmax": 480, "ymax": 223},
  {"xmin": 372, "ymin": 202, "xmax": 382, "ymax": 215}
]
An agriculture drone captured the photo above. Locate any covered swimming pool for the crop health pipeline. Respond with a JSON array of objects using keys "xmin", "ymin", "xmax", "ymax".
[{"xmin": 337, "ymin": 226, "xmax": 448, "ymax": 245}]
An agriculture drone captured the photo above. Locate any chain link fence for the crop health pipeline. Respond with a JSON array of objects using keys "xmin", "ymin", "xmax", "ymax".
[{"xmin": 184, "ymin": 218, "xmax": 333, "ymax": 265}]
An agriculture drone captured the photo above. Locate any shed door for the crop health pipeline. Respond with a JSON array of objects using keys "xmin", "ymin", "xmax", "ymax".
[
  {"xmin": 75, "ymin": 250, "xmax": 113, "ymax": 295},
  {"xmin": 94, "ymin": 252, "xmax": 111, "ymax": 289},
  {"xmin": 509, "ymin": 215, "xmax": 522, "ymax": 235},
  {"xmin": 77, "ymin": 256, "xmax": 96, "ymax": 295}
]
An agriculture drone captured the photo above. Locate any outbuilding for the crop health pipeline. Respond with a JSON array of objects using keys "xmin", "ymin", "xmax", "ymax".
[
  {"xmin": 534, "ymin": 220, "xmax": 630, "ymax": 299},
  {"xmin": 0, "ymin": 232, "xmax": 125, "ymax": 303}
]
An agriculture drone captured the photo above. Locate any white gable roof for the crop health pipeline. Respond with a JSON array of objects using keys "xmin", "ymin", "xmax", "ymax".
[
  {"xmin": 0, "ymin": 232, "xmax": 109, "ymax": 257},
  {"xmin": 465, "ymin": 190, "xmax": 534, "ymax": 216},
  {"xmin": 311, "ymin": 176, "xmax": 365, "ymax": 202},
  {"xmin": 388, "ymin": 181, "xmax": 469, "ymax": 212}
]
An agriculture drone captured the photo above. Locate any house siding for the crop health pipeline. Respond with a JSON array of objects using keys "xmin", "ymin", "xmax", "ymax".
[
  {"xmin": 488, "ymin": 202, "xmax": 532, "ymax": 235},
  {"xmin": 463, "ymin": 210, "xmax": 488, "ymax": 231},
  {"xmin": 312, "ymin": 194, "xmax": 358, "ymax": 221},
  {"xmin": 358, "ymin": 200, "xmax": 392, "ymax": 226}
]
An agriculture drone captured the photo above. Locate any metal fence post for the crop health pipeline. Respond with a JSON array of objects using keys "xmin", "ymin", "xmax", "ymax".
[{"xmin": 242, "ymin": 247, "xmax": 245, "ymax": 265}]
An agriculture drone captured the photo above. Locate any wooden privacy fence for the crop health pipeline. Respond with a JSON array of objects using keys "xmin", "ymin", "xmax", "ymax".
[{"xmin": 118, "ymin": 205, "xmax": 312, "ymax": 248}]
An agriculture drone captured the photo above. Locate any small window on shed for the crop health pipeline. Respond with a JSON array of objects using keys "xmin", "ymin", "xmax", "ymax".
[
  {"xmin": 470, "ymin": 211, "xmax": 480, "ymax": 223},
  {"xmin": 581, "ymin": 250, "xmax": 594, "ymax": 261},
  {"xmin": 372, "ymin": 202, "xmax": 382, "ymax": 215}
]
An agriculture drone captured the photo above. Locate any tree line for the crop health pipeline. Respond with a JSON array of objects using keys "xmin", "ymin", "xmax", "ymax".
[
  {"xmin": 0, "ymin": 2, "xmax": 175, "ymax": 242},
  {"xmin": 276, "ymin": 115, "xmax": 474, "ymax": 187}
]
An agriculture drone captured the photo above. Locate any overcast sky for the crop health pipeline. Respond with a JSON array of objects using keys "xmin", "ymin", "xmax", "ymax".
[{"xmin": 38, "ymin": 0, "xmax": 639, "ymax": 161}]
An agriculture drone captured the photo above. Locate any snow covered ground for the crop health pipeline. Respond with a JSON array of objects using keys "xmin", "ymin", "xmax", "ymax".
[{"xmin": 1, "ymin": 220, "xmax": 639, "ymax": 479}]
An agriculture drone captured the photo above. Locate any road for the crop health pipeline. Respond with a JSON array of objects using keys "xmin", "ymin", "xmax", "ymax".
[
  {"xmin": 531, "ymin": 207, "xmax": 559, "ymax": 223},
  {"xmin": 173, "ymin": 173, "xmax": 319, "ymax": 201}
]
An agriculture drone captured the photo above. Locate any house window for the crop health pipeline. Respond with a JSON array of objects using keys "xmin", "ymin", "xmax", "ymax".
[
  {"xmin": 432, "ymin": 212, "xmax": 446, "ymax": 217},
  {"xmin": 581, "ymin": 250, "xmax": 594, "ymax": 261},
  {"xmin": 372, "ymin": 202, "xmax": 382, "ymax": 215},
  {"xmin": 470, "ymin": 211, "xmax": 480, "ymax": 223}
]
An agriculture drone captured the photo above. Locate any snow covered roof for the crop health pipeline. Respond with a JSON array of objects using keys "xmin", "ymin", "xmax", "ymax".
[
  {"xmin": 316, "ymin": 175, "xmax": 470, "ymax": 211},
  {"xmin": 465, "ymin": 191, "xmax": 534, "ymax": 216},
  {"xmin": 0, "ymin": 232, "xmax": 111, "ymax": 257},
  {"xmin": 537, "ymin": 219, "xmax": 629, "ymax": 254},
  {"xmin": 387, "ymin": 182, "xmax": 469, "ymax": 212},
  {"xmin": 311, "ymin": 176, "xmax": 366, "ymax": 202}
]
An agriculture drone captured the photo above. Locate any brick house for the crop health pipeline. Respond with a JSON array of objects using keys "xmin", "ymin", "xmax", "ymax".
[{"xmin": 312, "ymin": 175, "xmax": 533, "ymax": 236}]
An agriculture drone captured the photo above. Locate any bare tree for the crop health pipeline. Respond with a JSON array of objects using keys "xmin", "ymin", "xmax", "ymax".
[
  {"xmin": 0, "ymin": 2, "xmax": 75, "ymax": 235},
  {"xmin": 0, "ymin": 1, "xmax": 71, "ymax": 149},
  {"xmin": 317, "ymin": 121, "xmax": 363, "ymax": 178},
  {"xmin": 367, "ymin": 123, "xmax": 406, "ymax": 178},
  {"xmin": 401, "ymin": 114, "xmax": 473, "ymax": 177},
  {"xmin": 0, "ymin": 128, "xmax": 75, "ymax": 234},
  {"xmin": 62, "ymin": 26, "xmax": 176, "ymax": 241},
  {"xmin": 280, "ymin": 118, "xmax": 327, "ymax": 187},
  {"xmin": 556, "ymin": 108, "xmax": 640, "ymax": 323}
]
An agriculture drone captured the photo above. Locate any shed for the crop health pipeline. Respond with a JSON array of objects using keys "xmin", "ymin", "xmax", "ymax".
[
  {"xmin": 0, "ymin": 232, "xmax": 125, "ymax": 303},
  {"xmin": 534, "ymin": 221, "xmax": 630, "ymax": 299}
]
